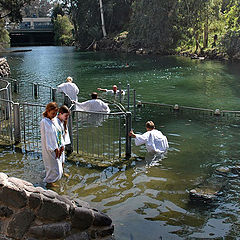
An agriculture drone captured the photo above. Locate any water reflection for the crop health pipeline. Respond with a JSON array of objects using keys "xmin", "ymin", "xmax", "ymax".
[{"xmin": 1, "ymin": 47, "xmax": 240, "ymax": 239}]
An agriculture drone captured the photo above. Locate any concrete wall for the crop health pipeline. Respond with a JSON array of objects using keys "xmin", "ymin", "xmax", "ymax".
[
  {"xmin": 0, "ymin": 172, "xmax": 114, "ymax": 240},
  {"xmin": 0, "ymin": 58, "xmax": 10, "ymax": 78}
]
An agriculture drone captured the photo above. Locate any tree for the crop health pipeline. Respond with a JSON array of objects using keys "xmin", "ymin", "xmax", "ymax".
[
  {"xmin": 0, "ymin": 0, "xmax": 32, "ymax": 23},
  {"xmin": 22, "ymin": 0, "xmax": 53, "ymax": 18},
  {"xmin": 51, "ymin": 3, "xmax": 65, "ymax": 21},
  {"xmin": 54, "ymin": 14, "xmax": 74, "ymax": 46}
]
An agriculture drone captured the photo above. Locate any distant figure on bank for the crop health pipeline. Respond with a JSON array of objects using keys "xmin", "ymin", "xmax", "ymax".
[
  {"xmin": 52, "ymin": 105, "xmax": 71, "ymax": 178},
  {"xmin": 40, "ymin": 102, "xmax": 63, "ymax": 187},
  {"xmin": 57, "ymin": 76, "xmax": 79, "ymax": 101},
  {"xmin": 75, "ymin": 92, "xmax": 110, "ymax": 113},
  {"xmin": 97, "ymin": 85, "xmax": 125, "ymax": 96},
  {"xmin": 129, "ymin": 121, "xmax": 169, "ymax": 154}
]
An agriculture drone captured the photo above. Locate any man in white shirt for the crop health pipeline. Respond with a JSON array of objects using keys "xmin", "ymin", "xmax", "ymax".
[
  {"xmin": 75, "ymin": 92, "xmax": 110, "ymax": 126},
  {"xmin": 97, "ymin": 85, "xmax": 125, "ymax": 96},
  {"xmin": 75, "ymin": 92, "xmax": 110, "ymax": 113},
  {"xmin": 57, "ymin": 76, "xmax": 79, "ymax": 101},
  {"xmin": 129, "ymin": 121, "xmax": 169, "ymax": 154}
]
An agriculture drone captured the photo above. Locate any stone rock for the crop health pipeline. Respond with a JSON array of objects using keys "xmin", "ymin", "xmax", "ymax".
[
  {"xmin": 93, "ymin": 210, "xmax": 112, "ymax": 227},
  {"xmin": 71, "ymin": 207, "xmax": 93, "ymax": 230},
  {"xmin": 0, "ymin": 206, "xmax": 13, "ymax": 218},
  {"xmin": 0, "ymin": 185, "xmax": 27, "ymax": 208},
  {"xmin": 38, "ymin": 198, "xmax": 68, "ymax": 221},
  {"xmin": 56, "ymin": 195, "xmax": 74, "ymax": 207},
  {"xmin": 73, "ymin": 198, "xmax": 89, "ymax": 208},
  {"xmin": 41, "ymin": 189, "xmax": 57, "ymax": 199},
  {"xmin": 7, "ymin": 209, "xmax": 35, "ymax": 239},
  {"xmin": 28, "ymin": 193, "xmax": 41, "ymax": 209},
  {"xmin": 65, "ymin": 232, "xmax": 89, "ymax": 240},
  {"xmin": 29, "ymin": 222, "xmax": 71, "ymax": 239},
  {"xmin": 189, "ymin": 188, "xmax": 218, "ymax": 203},
  {"xmin": 8, "ymin": 177, "xmax": 33, "ymax": 189}
]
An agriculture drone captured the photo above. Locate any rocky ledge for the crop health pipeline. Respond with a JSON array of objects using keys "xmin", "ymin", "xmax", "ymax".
[
  {"xmin": 0, "ymin": 58, "xmax": 10, "ymax": 78},
  {"xmin": 0, "ymin": 172, "xmax": 114, "ymax": 240}
]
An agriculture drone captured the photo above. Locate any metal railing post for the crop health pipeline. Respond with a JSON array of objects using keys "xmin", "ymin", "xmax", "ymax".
[
  {"xmin": 119, "ymin": 82, "xmax": 122, "ymax": 103},
  {"xmin": 5, "ymin": 88, "xmax": 10, "ymax": 120},
  {"xmin": 13, "ymin": 80, "xmax": 18, "ymax": 93},
  {"xmin": 52, "ymin": 88, "xmax": 56, "ymax": 102},
  {"xmin": 127, "ymin": 83, "xmax": 130, "ymax": 111},
  {"xmin": 133, "ymin": 89, "xmax": 136, "ymax": 120},
  {"xmin": 33, "ymin": 83, "xmax": 38, "ymax": 98},
  {"xmin": 125, "ymin": 111, "xmax": 132, "ymax": 158},
  {"xmin": 13, "ymin": 103, "xmax": 21, "ymax": 144},
  {"xmin": 64, "ymin": 94, "xmax": 71, "ymax": 107},
  {"xmin": 66, "ymin": 113, "xmax": 73, "ymax": 154}
]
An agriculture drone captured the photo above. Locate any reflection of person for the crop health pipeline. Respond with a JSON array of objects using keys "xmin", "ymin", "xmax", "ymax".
[
  {"xmin": 57, "ymin": 76, "xmax": 79, "ymax": 101},
  {"xmin": 75, "ymin": 92, "xmax": 110, "ymax": 113},
  {"xmin": 97, "ymin": 85, "xmax": 125, "ymax": 95},
  {"xmin": 129, "ymin": 121, "xmax": 169, "ymax": 154},
  {"xmin": 40, "ymin": 102, "xmax": 63, "ymax": 187},
  {"xmin": 53, "ymin": 105, "xmax": 71, "ymax": 178}
]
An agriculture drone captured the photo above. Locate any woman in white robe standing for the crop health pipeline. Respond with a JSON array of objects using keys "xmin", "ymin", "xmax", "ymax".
[
  {"xmin": 52, "ymin": 105, "xmax": 71, "ymax": 177},
  {"xmin": 129, "ymin": 121, "xmax": 169, "ymax": 154},
  {"xmin": 40, "ymin": 102, "xmax": 63, "ymax": 187}
]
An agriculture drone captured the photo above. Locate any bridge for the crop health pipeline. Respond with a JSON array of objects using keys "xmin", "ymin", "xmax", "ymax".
[{"xmin": 9, "ymin": 18, "xmax": 54, "ymax": 46}]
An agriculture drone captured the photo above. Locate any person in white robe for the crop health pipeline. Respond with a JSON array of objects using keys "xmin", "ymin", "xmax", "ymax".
[
  {"xmin": 57, "ymin": 76, "xmax": 79, "ymax": 101},
  {"xmin": 97, "ymin": 85, "xmax": 125, "ymax": 96},
  {"xmin": 52, "ymin": 105, "xmax": 71, "ymax": 177},
  {"xmin": 75, "ymin": 92, "xmax": 110, "ymax": 126},
  {"xmin": 75, "ymin": 92, "xmax": 110, "ymax": 113},
  {"xmin": 129, "ymin": 121, "xmax": 169, "ymax": 154},
  {"xmin": 40, "ymin": 102, "xmax": 63, "ymax": 187}
]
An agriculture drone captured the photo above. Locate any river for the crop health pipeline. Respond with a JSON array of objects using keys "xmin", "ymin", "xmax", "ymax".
[{"xmin": 1, "ymin": 46, "xmax": 240, "ymax": 239}]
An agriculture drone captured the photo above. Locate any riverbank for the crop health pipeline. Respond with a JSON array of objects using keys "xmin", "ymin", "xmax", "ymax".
[{"xmin": 95, "ymin": 34, "xmax": 239, "ymax": 62}]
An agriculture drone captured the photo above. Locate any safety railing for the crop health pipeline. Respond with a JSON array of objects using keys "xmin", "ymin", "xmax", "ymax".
[
  {"xmin": 0, "ymin": 79, "xmax": 13, "ymax": 143},
  {"xmin": 70, "ymin": 110, "xmax": 132, "ymax": 159},
  {"xmin": 0, "ymin": 77, "xmax": 133, "ymax": 158}
]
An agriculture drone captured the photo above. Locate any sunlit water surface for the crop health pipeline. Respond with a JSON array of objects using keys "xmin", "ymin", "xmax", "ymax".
[{"xmin": 1, "ymin": 46, "xmax": 240, "ymax": 239}]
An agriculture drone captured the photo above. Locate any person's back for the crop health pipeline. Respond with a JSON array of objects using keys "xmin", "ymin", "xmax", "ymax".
[
  {"xmin": 145, "ymin": 129, "xmax": 168, "ymax": 153},
  {"xmin": 75, "ymin": 92, "xmax": 110, "ymax": 113},
  {"xmin": 130, "ymin": 121, "xmax": 169, "ymax": 154},
  {"xmin": 57, "ymin": 77, "xmax": 79, "ymax": 101}
]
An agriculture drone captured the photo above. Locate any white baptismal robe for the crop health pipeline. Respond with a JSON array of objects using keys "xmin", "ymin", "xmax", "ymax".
[
  {"xmin": 134, "ymin": 129, "xmax": 169, "ymax": 154},
  {"xmin": 57, "ymin": 82, "xmax": 79, "ymax": 101},
  {"xmin": 75, "ymin": 99, "xmax": 110, "ymax": 113},
  {"xmin": 40, "ymin": 117, "xmax": 63, "ymax": 183},
  {"xmin": 106, "ymin": 89, "xmax": 126, "ymax": 96},
  {"xmin": 52, "ymin": 117, "xmax": 71, "ymax": 164}
]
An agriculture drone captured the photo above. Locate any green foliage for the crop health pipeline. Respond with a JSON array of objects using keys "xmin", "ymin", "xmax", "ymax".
[
  {"xmin": 221, "ymin": 30, "xmax": 240, "ymax": 59},
  {"xmin": 66, "ymin": 0, "xmax": 132, "ymax": 49},
  {"xmin": 54, "ymin": 14, "xmax": 74, "ymax": 46},
  {"xmin": 0, "ymin": 0, "xmax": 32, "ymax": 23},
  {"xmin": 51, "ymin": 4, "xmax": 65, "ymax": 21},
  {"xmin": 22, "ymin": 0, "xmax": 53, "ymax": 18}
]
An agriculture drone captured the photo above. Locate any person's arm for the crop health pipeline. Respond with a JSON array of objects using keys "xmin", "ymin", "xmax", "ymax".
[
  {"xmin": 129, "ymin": 130, "xmax": 136, "ymax": 138},
  {"xmin": 97, "ymin": 88, "xmax": 107, "ymax": 92}
]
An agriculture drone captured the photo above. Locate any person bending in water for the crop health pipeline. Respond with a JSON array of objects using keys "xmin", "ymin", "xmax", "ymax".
[{"xmin": 129, "ymin": 121, "xmax": 169, "ymax": 154}]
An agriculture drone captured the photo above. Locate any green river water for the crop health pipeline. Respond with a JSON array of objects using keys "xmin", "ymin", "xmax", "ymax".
[{"xmin": 1, "ymin": 46, "xmax": 240, "ymax": 239}]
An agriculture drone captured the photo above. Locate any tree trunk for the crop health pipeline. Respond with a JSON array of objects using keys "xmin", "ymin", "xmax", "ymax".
[
  {"xmin": 99, "ymin": 0, "xmax": 107, "ymax": 38},
  {"xmin": 203, "ymin": 17, "xmax": 208, "ymax": 49},
  {"xmin": 194, "ymin": 32, "xmax": 200, "ymax": 53}
]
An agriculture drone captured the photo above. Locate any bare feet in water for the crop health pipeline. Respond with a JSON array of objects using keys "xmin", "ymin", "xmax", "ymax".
[
  {"xmin": 63, "ymin": 172, "xmax": 70, "ymax": 178},
  {"xmin": 46, "ymin": 182, "xmax": 59, "ymax": 188}
]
